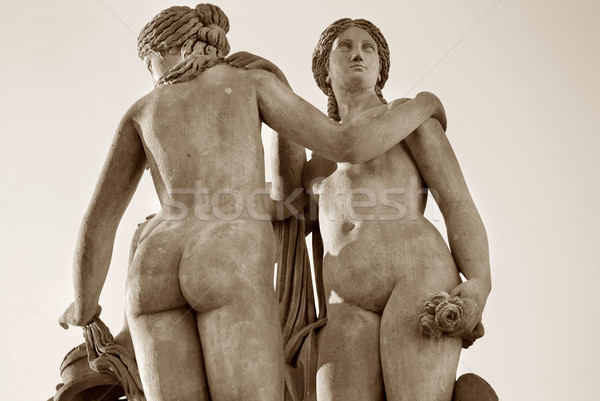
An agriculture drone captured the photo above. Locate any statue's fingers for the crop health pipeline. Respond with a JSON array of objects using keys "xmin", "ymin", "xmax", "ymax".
[
  {"xmin": 233, "ymin": 53, "xmax": 252, "ymax": 63},
  {"xmin": 244, "ymin": 60, "xmax": 266, "ymax": 70},
  {"xmin": 449, "ymin": 284, "xmax": 462, "ymax": 297},
  {"xmin": 447, "ymin": 327, "xmax": 465, "ymax": 338},
  {"xmin": 471, "ymin": 322, "xmax": 485, "ymax": 338},
  {"xmin": 224, "ymin": 51, "xmax": 241, "ymax": 62},
  {"xmin": 58, "ymin": 314, "xmax": 69, "ymax": 330},
  {"xmin": 228, "ymin": 50, "xmax": 251, "ymax": 60},
  {"xmin": 229, "ymin": 59, "xmax": 247, "ymax": 68},
  {"xmin": 463, "ymin": 315, "xmax": 479, "ymax": 335},
  {"xmin": 91, "ymin": 305, "xmax": 102, "ymax": 322},
  {"xmin": 457, "ymin": 319, "xmax": 483, "ymax": 340},
  {"xmin": 226, "ymin": 51, "xmax": 252, "ymax": 65},
  {"xmin": 237, "ymin": 52, "xmax": 259, "ymax": 62}
]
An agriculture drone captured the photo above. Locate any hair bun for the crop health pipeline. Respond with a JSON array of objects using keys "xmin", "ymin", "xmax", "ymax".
[{"xmin": 195, "ymin": 3, "xmax": 230, "ymax": 33}]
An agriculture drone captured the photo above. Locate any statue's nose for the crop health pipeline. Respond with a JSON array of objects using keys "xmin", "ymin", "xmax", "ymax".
[{"xmin": 351, "ymin": 51, "xmax": 363, "ymax": 62}]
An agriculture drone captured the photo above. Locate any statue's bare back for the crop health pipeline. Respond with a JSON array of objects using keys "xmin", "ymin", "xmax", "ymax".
[
  {"xmin": 138, "ymin": 63, "xmax": 268, "ymax": 216},
  {"xmin": 124, "ymin": 64, "xmax": 283, "ymax": 400},
  {"xmin": 127, "ymin": 63, "xmax": 276, "ymax": 309}
]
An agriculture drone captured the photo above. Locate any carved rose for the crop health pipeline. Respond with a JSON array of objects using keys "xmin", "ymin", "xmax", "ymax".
[
  {"xmin": 434, "ymin": 298, "xmax": 463, "ymax": 334},
  {"xmin": 419, "ymin": 291, "xmax": 466, "ymax": 337},
  {"xmin": 419, "ymin": 313, "xmax": 442, "ymax": 338},
  {"xmin": 423, "ymin": 292, "xmax": 449, "ymax": 315}
]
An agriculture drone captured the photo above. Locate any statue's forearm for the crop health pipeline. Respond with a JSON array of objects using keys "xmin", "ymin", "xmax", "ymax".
[
  {"xmin": 271, "ymin": 133, "xmax": 306, "ymax": 200},
  {"xmin": 405, "ymin": 116, "xmax": 488, "ymax": 293},
  {"xmin": 72, "ymin": 211, "xmax": 119, "ymax": 322},
  {"xmin": 340, "ymin": 92, "xmax": 445, "ymax": 164},
  {"xmin": 69, "ymin": 114, "xmax": 146, "ymax": 321},
  {"xmin": 257, "ymin": 72, "xmax": 444, "ymax": 165},
  {"xmin": 446, "ymin": 205, "xmax": 491, "ymax": 294},
  {"xmin": 303, "ymin": 154, "xmax": 336, "ymax": 192},
  {"xmin": 269, "ymin": 132, "xmax": 308, "ymax": 220}
]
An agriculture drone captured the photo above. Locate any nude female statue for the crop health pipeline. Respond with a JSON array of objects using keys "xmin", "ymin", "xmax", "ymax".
[
  {"xmin": 302, "ymin": 19, "xmax": 492, "ymax": 400},
  {"xmin": 57, "ymin": 5, "xmax": 448, "ymax": 400}
]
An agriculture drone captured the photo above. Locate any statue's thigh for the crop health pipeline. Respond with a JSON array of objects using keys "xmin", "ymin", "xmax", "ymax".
[
  {"xmin": 129, "ymin": 308, "xmax": 210, "ymax": 401},
  {"xmin": 123, "ymin": 228, "xmax": 208, "ymax": 400},
  {"xmin": 177, "ymin": 221, "xmax": 283, "ymax": 399},
  {"xmin": 195, "ymin": 301, "xmax": 284, "ymax": 400},
  {"xmin": 316, "ymin": 303, "xmax": 385, "ymax": 401},
  {"xmin": 380, "ymin": 284, "xmax": 462, "ymax": 401}
]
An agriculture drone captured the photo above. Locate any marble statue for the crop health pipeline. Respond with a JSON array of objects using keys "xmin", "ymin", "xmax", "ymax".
[
  {"xmin": 55, "ymin": 4, "xmax": 448, "ymax": 401},
  {"xmin": 302, "ymin": 18, "xmax": 493, "ymax": 400}
]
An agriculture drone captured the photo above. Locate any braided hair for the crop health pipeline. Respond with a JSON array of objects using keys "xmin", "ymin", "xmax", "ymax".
[
  {"xmin": 137, "ymin": 3, "xmax": 230, "ymax": 85},
  {"xmin": 312, "ymin": 18, "xmax": 390, "ymax": 121}
]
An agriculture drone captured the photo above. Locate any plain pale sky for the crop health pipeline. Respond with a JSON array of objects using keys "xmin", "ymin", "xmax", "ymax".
[{"xmin": 1, "ymin": 0, "xmax": 598, "ymax": 400}]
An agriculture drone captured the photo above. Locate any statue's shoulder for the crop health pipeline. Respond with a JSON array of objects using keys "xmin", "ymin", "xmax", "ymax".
[
  {"xmin": 202, "ymin": 62, "xmax": 269, "ymax": 95},
  {"xmin": 125, "ymin": 95, "xmax": 148, "ymax": 121},
  {"xmin": 113, "ymin": 93, "xmax": 154, "ymax": 131},
  {"xmin": 209, "ymin": 61, "xmax": 257, "ymax": 81},
  {"xmin": 128, "ymin": 82, "xmax": 179, "ymax": 116}
]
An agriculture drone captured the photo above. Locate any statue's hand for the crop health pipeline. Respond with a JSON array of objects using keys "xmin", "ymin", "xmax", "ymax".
[
  {"xmin": 393, "ymin": 97, "xmax": 411, "ymax": 106},
  {"xmin": 415, "ymin": 91, "xmax": 447, "ymax": 131},
  {"xmin": 226, "ymin": 51, "xmax": 290, "ymax": 87},
  {"xmin": 303, "ymin": 153, "xmax": 337, "ymax": 192},
  {"xmin": 448, "ymin": 279, "xmax": 488, "ymax": 338},
  {"xmin": 58, "ymin": 302, "xmax": 101, "ymax": 329}
]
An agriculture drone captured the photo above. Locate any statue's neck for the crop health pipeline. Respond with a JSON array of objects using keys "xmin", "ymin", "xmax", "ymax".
[{"xmin": 334, "ymin": 89, "xmax": 382, "ymax": 122}]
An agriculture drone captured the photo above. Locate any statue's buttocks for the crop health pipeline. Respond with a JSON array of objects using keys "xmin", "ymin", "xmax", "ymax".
[{"xmin": 125, "ymin": 217, "xmax": 276, "ymax": 318}]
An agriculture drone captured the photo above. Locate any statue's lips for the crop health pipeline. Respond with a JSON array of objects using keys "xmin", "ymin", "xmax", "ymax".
[{"xmin": 349, "ymin": 64, "xmax": 366, "ymax": 70}]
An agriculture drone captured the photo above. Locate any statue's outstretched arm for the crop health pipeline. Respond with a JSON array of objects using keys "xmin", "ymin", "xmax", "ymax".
[
  {"xmin": 302, "ymin": 153, "xmax": 337, "ymax": 201},
  {"xmin": 227, "ymin": 51, "xmax": 291, "ymax": 88},
  {"xmin": 254, "ymin": 69, "xmax": 445, "ymax": 164},
  {"xmin": 60, "ymin": 108, "xmax": 146, "ymax": 329},
  {"xmin": 406, "ymin": 118, "xmax": 491, "ymax": 336}
]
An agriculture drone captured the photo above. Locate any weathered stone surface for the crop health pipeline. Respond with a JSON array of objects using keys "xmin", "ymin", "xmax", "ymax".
[{"xmin": 52, "ymin": 4, "xmax": 495, "ymax": 401}]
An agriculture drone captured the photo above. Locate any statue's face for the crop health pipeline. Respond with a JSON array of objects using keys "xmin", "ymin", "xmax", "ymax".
[
  {"xmin": 327, "ymin": 27, "xmax": 380, "ymax": 93},
  {"xmin": 144, "ymin": 49, "xmax": 184, "ymax": 84}
]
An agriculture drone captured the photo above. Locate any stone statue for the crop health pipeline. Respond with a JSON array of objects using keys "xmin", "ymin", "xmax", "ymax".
[
  {"xmin": 56, "ymin": 4, "xmax": 447, "ymax": 401},
  {"xmin": 301, "ymin": 18, "xmax": 493, "ymax": 400}
]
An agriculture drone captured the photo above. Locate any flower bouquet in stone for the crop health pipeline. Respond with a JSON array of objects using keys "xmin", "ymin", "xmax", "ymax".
[{"xmin": 418, "ymin": 291, "xmax": 484, "ymax": 348}]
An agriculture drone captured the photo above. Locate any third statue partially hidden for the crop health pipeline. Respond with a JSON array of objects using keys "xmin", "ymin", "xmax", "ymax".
[{"xmin": 55, "ymin": 4, "xmax": 496, "ymax": 401}]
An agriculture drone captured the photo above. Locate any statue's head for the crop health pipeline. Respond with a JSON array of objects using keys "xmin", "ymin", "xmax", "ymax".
[
  {"xmin": 312, "ymin": 18, "xmax": 390, "ymax": 121},
  {"xmin": 137, "ymin": 3, "xmax": 230, "ymax": 85}
]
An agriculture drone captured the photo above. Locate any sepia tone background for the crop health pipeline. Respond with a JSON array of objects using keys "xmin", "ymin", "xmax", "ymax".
[{"xmin": 1, "ymin": 0, "xmax": 598, "ymax": 400}]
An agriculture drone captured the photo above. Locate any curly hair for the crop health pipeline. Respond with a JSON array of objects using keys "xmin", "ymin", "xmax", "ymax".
[
  {"xmin": 137, "ymin": 3, "xmax": 230, "ymax": 85},
  {"xmin": 312, "ymin": 18, "xmax": 390, "ymax": 121}
]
